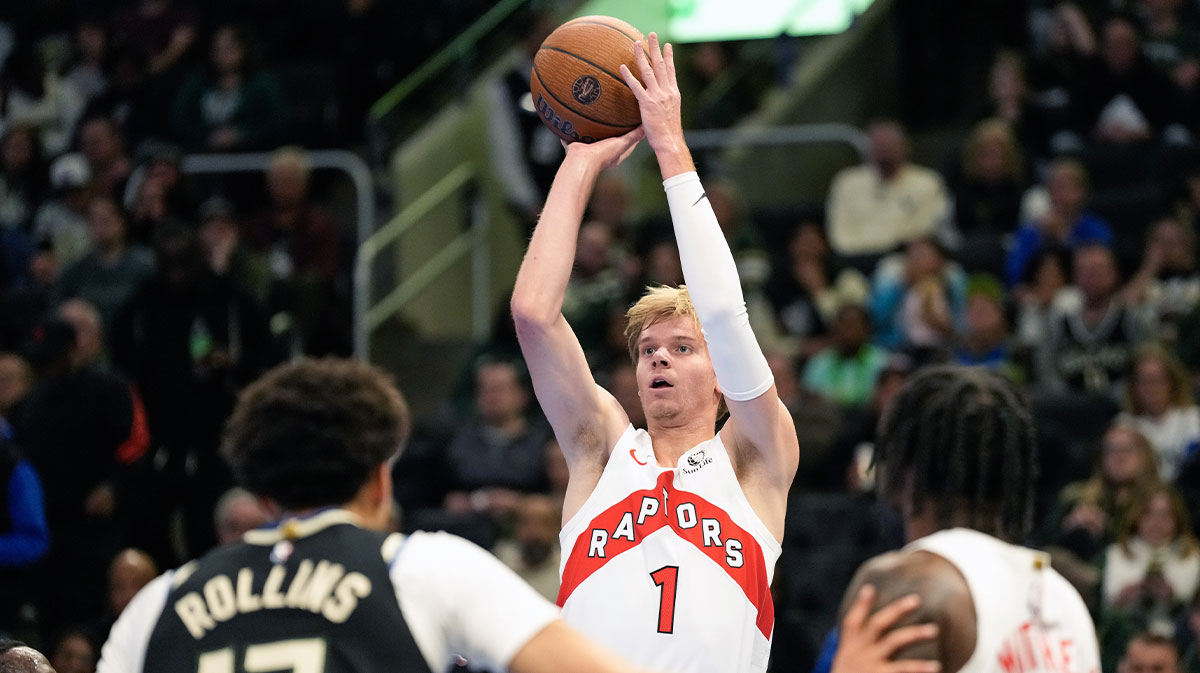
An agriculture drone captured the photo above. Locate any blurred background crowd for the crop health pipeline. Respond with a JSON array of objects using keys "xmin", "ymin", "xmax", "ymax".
[{"xmin": 7, "ymin": 1, "xmax": 1200, "ymax": 673}]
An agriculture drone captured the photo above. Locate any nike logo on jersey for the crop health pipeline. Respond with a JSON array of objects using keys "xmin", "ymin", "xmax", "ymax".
[
  {"xmin": 630, "ymin": 448, "xmax": 647, "ymax": 465},
  {"xmin": 692, "ymin": 192, "xmax": 708, "ymax": 207}
]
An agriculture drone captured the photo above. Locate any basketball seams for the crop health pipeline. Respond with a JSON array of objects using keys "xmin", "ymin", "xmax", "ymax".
[
  {"xmin": 562, "ymin": 18, "xmax": 641, "ymax": 43},
  {"xmin": 531, "ymin": 63, "xmax": 639, "ymax": 129},
  {"xmin": 537, "ymin": 45, "xmax": 633, "ymax": 89}
]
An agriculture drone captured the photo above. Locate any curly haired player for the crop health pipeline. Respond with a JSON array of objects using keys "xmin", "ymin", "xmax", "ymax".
[{"xmin": 831, "ymin": 365, "xmax": 1100, "ymax": 673}]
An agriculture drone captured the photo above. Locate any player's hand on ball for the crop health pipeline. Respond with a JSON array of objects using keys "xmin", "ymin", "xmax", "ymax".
[
  {"xmin": 620, "ymin": 33, "xmax": 684, "ymax": 154},
  {"xmin": 564, "ymin": 126, "xmax": 644, "ymax": 171},
  {"xmin": 832, "ymin": 585, "xmax": 941, "ymax": 673}
]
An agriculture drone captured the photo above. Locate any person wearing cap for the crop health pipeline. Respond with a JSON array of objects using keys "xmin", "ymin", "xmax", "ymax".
[
  {"xmin": 953, "ymin": 274, "xmax": 1026, "ymax": 382},
  {"xmin": 32, "ymin": 153, "xmax": 93, "ymax": 268}
]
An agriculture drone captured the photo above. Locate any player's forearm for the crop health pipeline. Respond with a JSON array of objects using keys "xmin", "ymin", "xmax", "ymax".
[
  {"xmin": 666, "ymin": 172, "xmax": 773, "ymax": 401},
  {"xmin": 511, "ymin": 155, "xmax": 598, "ymax": 325}
]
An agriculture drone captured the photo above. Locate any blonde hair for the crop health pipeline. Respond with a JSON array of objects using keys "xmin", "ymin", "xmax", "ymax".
[
  {"xmin": 1126, "ymin": 343, "xmax": 1195, "ymax": 415},
  {"xmin": 624, "ymin": 285, "xmax": 700, "ymax": 362},
  {"xmin": 1119, "ymin": 483, "xmax": 1199, "ymax": 558},
  {"xmin": 963, "ymin": 118, "xmax": 1023, "ymax": 183}
]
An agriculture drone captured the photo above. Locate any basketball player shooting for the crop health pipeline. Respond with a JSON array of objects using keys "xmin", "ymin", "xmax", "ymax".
[
  {"xmin": 511, "ymin": 33, "xmax": 797, "ymax": 673},
  {"xmin": 830, "ymin": 366, "xmax": 1101, "ymax": 673}
]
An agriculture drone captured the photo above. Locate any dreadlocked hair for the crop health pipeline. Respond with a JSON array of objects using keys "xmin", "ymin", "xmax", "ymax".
[{"xmin": 876, "ymin": 364, "xmax": 1036, "ymax": 542}]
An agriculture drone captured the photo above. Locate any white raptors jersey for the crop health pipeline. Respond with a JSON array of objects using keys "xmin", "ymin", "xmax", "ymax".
[
  {"xmin": 558, "ymin": 425, "xmax": 780, "ymax": 673},
  {"xmin": 908, "ymin": 529, "xmax": 1100, "ymax": 673}
]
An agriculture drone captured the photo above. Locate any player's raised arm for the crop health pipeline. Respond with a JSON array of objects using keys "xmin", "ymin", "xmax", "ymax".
[
  {"xmin": 510, "ymin": 129, "xmax": 643, "ymax": 493},
  {"xmin": 619, "ymin": 35, "xmax": 799, "ymax": 497}
]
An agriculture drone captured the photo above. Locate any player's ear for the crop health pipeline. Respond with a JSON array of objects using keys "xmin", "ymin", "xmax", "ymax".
[{"xmin": 257, "ymin": 496, "xmax": 282, "ymax": 521}]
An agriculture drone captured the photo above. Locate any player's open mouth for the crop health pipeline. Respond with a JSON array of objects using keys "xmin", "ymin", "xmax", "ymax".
[{"xmin": 651, "ymin": 378, "xmax": 673, "ymax": 389}]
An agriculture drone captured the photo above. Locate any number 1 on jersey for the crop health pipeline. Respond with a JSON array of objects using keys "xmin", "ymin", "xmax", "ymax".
[{"xmin": 650, "ymin": 566, "xmax": 679, "ymax": 634}]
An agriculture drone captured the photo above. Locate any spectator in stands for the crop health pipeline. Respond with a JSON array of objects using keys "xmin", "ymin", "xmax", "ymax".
[
  {"xmin": 197, "ymin": 196, "xmax": 270, "ymax": 304},
  {"xmin": 64, "ymin": 18, "xmax": 109, "ymax": 104},
  {"xmin": 826, "ymin": 119, "xmax": 950, "ymax": 261},
  {"xmin": 57, "ymin": 299, "xmax": 106, "ymax": 369},
  {"xmin": 113, "ymin": 0, "xmax": 197, "ymax": 79},
  {"xmin": 0, "ymin": 352, "xmax": 31, "ymax": 430},
  {"xmin": 442, "ymin": 359, "xmax": 550, "ymax": 520},
  {"xmin": 802, "ymin": 303, "xmax": 890, "ymax": 407},
  {"xmin": 33, "ymin": 153, "xmax": 93, "ymax": 268},
  {"xmin": 492, "ymin": 494, "xmax": 562, "ymax": 603},
  {"xmin": 243, "ymin": 146, "xmax": 345, "ymax": 355},
  {"xmin": 487, "ymin": 13, "xmax": 562, "ymax": 232},
  {"xmin": 84, "ymin": 45, "xmax": 156, "ymax": 149},
  {"xmin": 112, "ymin": 224, "xmax": 280, "ymax": 562},
  {"xmin": 978, "ymin": 52, "xmax": 1052, "ymax": 164},
  {"xmin": 1118, "ymin": 344, "xmax": 1200, "ymax": 480},
  {"xmin": 0, "ymin": 239, "xmax": 56, "ymax": 351},
  {"xmin": 1102, "ymin": 485, "xmax": 1200, "ymax": 655},
  {"xmin": 1077, "ymin": 15, "xmax": 1180, "ymax": 144},
  {"xmin": 78, "ymin": 115, "xmax": 132, "ymax": 201},
  {"xmin": 0, "ymin": 125, "xmax": 46, "ymax": 234},
  {"xmin": 1027, "ymin": 3, "xmax": 1097, "ymax": 154},
  {"xmin": 0, "ymin": 435, "xmax": 48, "ymax": 634},
  {"xmin": 828, "ymin": 353, "xmax": 914, "ymax": 492},
  {"xmin": 1120, "ymin": 633, "xmax": 1182, "ymax": 673},
  {"xmin": 563, "ymin": 220, "xmax": 626, "ymax": 370},
  {"xmin": 765, "ymin": 220, "xmax": 869, "ymax": 359},
  {"xmin": 870, "ymin": 234, "xmax": 967, "ymax": 354},
  {"xmin": 1042, "ymin": 243, "xmax": 1150, "ymax": 395},
  {"xmin": 10, "ymin": 318, "xmax": 145, "ymax": 638},
  {"xmin": 604, "ymin": 361, "xmax": 645, "ymax": 430},
  {"xmin": 1124, "ymin": 215, "xmax": 1200, "ymax": 342},
  {"xmin": 51, "ymin": 194, "xmax": 154, "ymax": 336},
  {"xmin": 1052, "ymin": 423, "xmax": 1161, "ymax": 570},
  {"xmin": 640, "ymin": 237, "xmax": 686, "ymax": 289},
  {"xmin": 212, "ymin": 486, "xmax": 269, "ymax": 545},
  {"xmin": 781, "ymin": 348, "xmax": 850, "ymax": 491},
  {"xmin": 949, "ymin": 118, "xmax": 1025, "ymax": 276},
  {"xmin": 953, "ymin": 274, "xmax": 1025, "ymax": 380},
  {"xmin": 84, "ymin": 548, "xmax": 156, "ymax": 643},
  {"xmin": 543, "ymin": 438, "xmax": 569, "ymax": 503},
  {"xmin": 0, "ymin": 41, "xmax": 85, "ymax": 156},
  {"xmin": 171, "ymin": 23, "xmax": 287, "ymax": 153},
  {"xmin": 1007, "ymin": 158, "xmax": 1113, "ymax": 287},
  {"xmin": 105, "ymin": 548, "xmax": 157, "ymax": 619},
  {"xmin": 48, "ymin": 631, "xmax": 95, "ymax": 673},
  {"xmin": 588, "ymin": 173, "xmax": 635, "ymax": 240},
  {"xmin": 1139, "ymin": 0, "xmax": 1200, "ymax": 82},
  {"xmin": 1015, "ymin": 247, "xmax": 1073, "ymax": 348}
]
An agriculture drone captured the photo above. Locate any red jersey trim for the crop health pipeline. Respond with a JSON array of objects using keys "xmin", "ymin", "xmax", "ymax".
[{"xmin": 557, "ymin": 471, "xmax": 774, "ymax": 639}]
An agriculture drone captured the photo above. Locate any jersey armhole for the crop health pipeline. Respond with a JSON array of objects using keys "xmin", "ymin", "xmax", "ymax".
[{"xmin": 560, "ymin": 423, "xmax": 638, "ymax": 543}]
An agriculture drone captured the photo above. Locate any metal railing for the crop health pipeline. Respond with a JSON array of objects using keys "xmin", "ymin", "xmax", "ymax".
[
  {"xmin": 354, "ymin": 162, "xmax": 493, "ymax": 357},
  {"xmin": 179, "ymin": 150, "xmax": 375, "ymax": 357},
  {"xmin": 355, "ymin": 124, "xmax": 867, "ymax": 359}
]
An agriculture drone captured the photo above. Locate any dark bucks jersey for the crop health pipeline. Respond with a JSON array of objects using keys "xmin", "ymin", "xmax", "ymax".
[{"xmin": 143, "ymin": 513, "xmax": 430, "ymax": 673}]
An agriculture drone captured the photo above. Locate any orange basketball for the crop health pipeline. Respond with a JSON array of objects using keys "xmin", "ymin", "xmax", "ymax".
[{"xmin": 530, "ymin": 15, "xmax": 648, "ymax": 143}]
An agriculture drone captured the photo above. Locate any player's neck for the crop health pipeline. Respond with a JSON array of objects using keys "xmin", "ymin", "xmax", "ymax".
[{"xmin": 647, "ymin": 417, "xmax": 714, "ymax": 467}]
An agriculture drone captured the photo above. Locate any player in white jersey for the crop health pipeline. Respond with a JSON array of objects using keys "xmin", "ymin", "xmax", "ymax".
[
  {"xmin": 511, "ymin": 33, "xmax": 799, "ymax": 673},
  {"xmin": 830, "ymin": 365, "xmax": 1101, "ymax": 673},
  {"xmin": 97, "ymin": 357, "xmax": 660, "ymax": 673}
]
